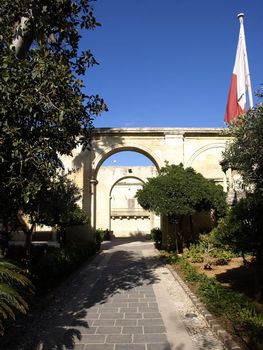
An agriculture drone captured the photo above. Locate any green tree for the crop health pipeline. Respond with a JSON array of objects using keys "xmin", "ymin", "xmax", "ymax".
[
  {"xmin": 214, "ymin": 197, "xmax": 263, "ymax": 263},
  {"xmin": 213, "ymin": 196, "xmax": 263, "ymax": 300},
  {"xmin": 220, "ymin": 106, "xmax": 263, "ymax": 299},
  {"xmin": 35, "ymin": 176, "xmax": 89, "ymax": 247},
  {"xmin": 136, "ymin": 163, "xmax": 226, "ymax": 251},
  {"xmin": 222, "ymin": 106, "xmax": 263, "ymax": 191},
  {"xmin": 221, "ymin": 106, "xmax": 263, "ymax": 267},
  {"xmin": 0, "ymin": 1, "xmax": 107, "ymax": 250}
]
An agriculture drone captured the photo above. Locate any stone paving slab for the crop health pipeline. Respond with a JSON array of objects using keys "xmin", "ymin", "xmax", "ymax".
[{"xmin": 0, "ymin": 239, "xmax": 226, "ymax": 350}]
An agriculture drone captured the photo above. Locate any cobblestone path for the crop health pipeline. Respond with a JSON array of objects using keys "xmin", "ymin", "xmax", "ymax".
[{"xmin": 0, "ymin": 239, "xmax": 225, "ymax": 350}]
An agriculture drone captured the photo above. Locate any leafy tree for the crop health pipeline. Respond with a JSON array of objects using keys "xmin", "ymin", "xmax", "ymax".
[
  {"xmin": 220, "ymin": 106, "xmax": 263, "ymax": 269},
  {"xmin": 213, "ymin": 197, "xmax": 263, "ymax": 264},
  {"xmin": 35, "ymin": 176, "xmax": 89, "ymax": 247},
  {"xmin": 0, "ymin": 1, "xmax": 107, "ymax": 251},
  {"xmin": 0, "ymin": 260, "xmax": 34, "ymax": 334},
  {"xmin": 213, "ymin": 196, "xmax": 263, "ymax": 300},
  {"xmin": 136, "ymin": 163, "xmax": 226, "ymax": 251},
  {"xmin": 222, "ymin": 106, "xmax": 263, "ymax": 192}
]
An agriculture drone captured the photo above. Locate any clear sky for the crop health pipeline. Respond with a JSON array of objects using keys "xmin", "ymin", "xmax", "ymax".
[{"xmin": 81, "ymin": 0, "xmax": 263, "ymax": 130}]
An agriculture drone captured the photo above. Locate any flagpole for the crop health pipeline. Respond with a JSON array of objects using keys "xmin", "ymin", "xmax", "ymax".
[{"xmin": 237, "ymin": 13, "xmax": 254, "ymax": 109}]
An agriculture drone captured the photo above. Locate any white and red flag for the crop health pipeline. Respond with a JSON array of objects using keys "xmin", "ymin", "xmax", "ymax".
[{"xmin": 224, "ymin": 14, "xmax": 253, "ymax": 124}]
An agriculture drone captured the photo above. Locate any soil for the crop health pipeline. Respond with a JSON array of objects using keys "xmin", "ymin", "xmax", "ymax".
[{"xmin": 192, "ymin": 257, "xmax": 263, "ymax": 312}]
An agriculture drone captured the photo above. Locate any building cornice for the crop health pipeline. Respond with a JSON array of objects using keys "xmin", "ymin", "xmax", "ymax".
[{"xmin": 93, "ymin": 127, "xmax": 227, "ymax": 138}]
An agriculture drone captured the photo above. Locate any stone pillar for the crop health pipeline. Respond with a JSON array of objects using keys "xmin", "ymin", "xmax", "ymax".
[
  {"xmin": 109, "ymin": 195, "xmax": 112, "ymax": 231},
  {"xmin": 164, "ymin": 133, "xmax": 184, "ymax": 165},
  {"xmin": 90, "ymin": 179, "xmax": 98, "ymax": 228}
]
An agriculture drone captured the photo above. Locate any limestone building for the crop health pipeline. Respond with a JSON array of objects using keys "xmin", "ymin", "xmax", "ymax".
[{"xmin": 62, "ymin": 127, "xmax": 232, "ymax": 239}]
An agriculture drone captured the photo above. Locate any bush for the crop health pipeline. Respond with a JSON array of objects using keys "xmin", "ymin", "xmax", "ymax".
[
  {"xmin": 211, "ymin": 198, "xmax": 263, "ymax": 263},
  {"xmin": 151, "ymin": 228, "xmax": 162, "ymax": 249},
  {"xmin": 31, "ymin": 242, "xmax": 98, "ymax": 291},
  {"xmin": 183, "ymin": 233, "xmax": 237, "ymax": 264},
  {"xmin": 95, "ymin": 228, "xmax": 105, "ymax": 245}
]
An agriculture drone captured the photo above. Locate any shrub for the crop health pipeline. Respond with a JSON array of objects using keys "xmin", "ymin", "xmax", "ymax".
[
  {"xmin": 95, "ymin": 228, "xmax": 105, "ymax": 244},
  {"xmin": 151, "ymin": 228, "xmax": 162, "ymax": 249},
  {"xmin": 31, "ymin": 242, "xmax": 98, "ymax": 291},
  {"xmin": 184, "ymin": 233, "xmax": 237, "ymax": 265}
]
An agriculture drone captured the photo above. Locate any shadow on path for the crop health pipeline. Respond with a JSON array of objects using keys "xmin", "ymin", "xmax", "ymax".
[{"xmin": 1, "ymin": 240, "xmax": 161, "ymax": 350}]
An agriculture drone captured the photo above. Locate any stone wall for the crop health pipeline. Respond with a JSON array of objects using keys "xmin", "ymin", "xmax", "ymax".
[{"xmin": 61, "ymin": 128, "xmax": 231, "ymax": 239}]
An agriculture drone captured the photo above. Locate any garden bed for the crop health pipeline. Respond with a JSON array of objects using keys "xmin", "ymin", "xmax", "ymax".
[
  {"xmin": 163, "ymin": 252, "xmax": 263, "ymax": 350},
  {"xmin": 192, "ymin": 257, "xmax": 263, "ymax": 313}
]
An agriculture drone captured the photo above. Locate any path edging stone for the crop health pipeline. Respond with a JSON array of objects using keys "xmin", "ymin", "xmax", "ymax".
[{"xmin": 163, "ymin": 259, "xmax": 241, "ymax": 350}]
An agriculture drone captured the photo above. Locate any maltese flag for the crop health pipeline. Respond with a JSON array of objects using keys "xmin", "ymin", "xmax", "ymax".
[{"xmin": 224, "ymin": 14, "xmax": 253, "ymax": 124}]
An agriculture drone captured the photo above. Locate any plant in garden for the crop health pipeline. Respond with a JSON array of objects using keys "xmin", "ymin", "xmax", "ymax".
[
  {"xmin": 0, "ymin": 0, "xmax": 107, "ymax": 254},
  {"xmin": 31, "ymin": 242, "xmax": 98, "ymax": 290},
  {"xmin": 150, "ymin": 228, "xmax": 162, "ymax": 249},
  {"xmin": 213, "ymin": 196, "xmax": 263, "ymax": 299},
  {"xmin": 183, "ymin": 233, "xmax": 237, "ymax": 265},
  {"xmin": 0, "ymin": 259, "xmax": 34, "ymax": 334},
  {"xmin": 136, "ymin": 163, "xmax": 227, "ymax": 251},
  {"xmin": 165, "ymin": 252, "xmax": 263, "ymax": 350}
]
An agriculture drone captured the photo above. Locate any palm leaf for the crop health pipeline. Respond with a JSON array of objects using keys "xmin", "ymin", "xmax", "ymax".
[
  {"xmin": 0, "ymin": 283, "xmax": 29, "ymax": 314},
  {"xmin": 0, "ymin": 259, "xmax": 34, "ymax": 334},
  {"xmin": 0, "ymin": 260, "xmax": 34, "ymax": 292}
]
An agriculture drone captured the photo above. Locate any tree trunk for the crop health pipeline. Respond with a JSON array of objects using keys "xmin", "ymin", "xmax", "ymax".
[
  {"xmin": 189, "ymin": 215, "xmax": 194, "ymax": 243},
  {"xmin": 10, "ymin": 0, "xmax": 39, "ymax": 58},
  {"xmin": 176, "ymin": 219, "xmax": 184, "ymax": 253},
  {"xmin": 254, "ymin": 250, "xmax": 263, "ymax": 301},
  {"xmin": 24, "ymin": 223, "xmax": 35, "ymax": 269},
  {"xmin": 17, "ymin": 211, "xmax": 34, "ymax": 268},
  {"xmin": 11, "ymin": 16, "xmax": 34, "ymax": 58}
]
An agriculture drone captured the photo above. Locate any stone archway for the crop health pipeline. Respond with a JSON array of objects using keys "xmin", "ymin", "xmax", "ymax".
[
  {"xmin": 93, "ymin": 144, "xmax": 162, "ymax": 177},
  {"xmin": 107, "ymin": 176, "xmax": 159, "ymax": 237},
  {"xmin": 95, "ymin": 151, "xmax": 159, "ymax": 235},
  {"xmin": 62, "ymin": 127, "xmax": 230, "ymax": 233}
]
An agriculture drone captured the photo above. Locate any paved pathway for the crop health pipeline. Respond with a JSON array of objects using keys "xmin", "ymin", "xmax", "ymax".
[{"xmin": 1, "ymin": 239, "xmax": 225, "ymax": 350}]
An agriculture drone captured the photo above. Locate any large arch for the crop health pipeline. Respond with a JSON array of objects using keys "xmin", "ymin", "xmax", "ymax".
[
  {"xmin": 185, "ymin": 143, "xmax": 226, "ymax": 168},
  {"xmin": 109, "ymin": 175, "xmax": 146, "ymax": 196},
  {"xmin": 62, "ymin": 127, "xmax": 231, "ymax": 234},
  {"xmin": 95, "ymin": 151, "xmax": 159, "ymax": 232},
  {"xmin": 92, "ymin": 143, "xmax": 162, "ymax": 178},
  {"xmin": 107, "ymin": 175, "xmax": 159, "ymax": 236}
]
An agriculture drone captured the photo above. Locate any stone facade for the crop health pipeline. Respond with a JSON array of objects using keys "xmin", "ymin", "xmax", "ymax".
[
  {"xmin": 96, "ymin": 166, "xmax": 159, "ymax": 237},
  {"xmin": 62, "ymin": 127, "xmax": 231, "ymax": 238}
]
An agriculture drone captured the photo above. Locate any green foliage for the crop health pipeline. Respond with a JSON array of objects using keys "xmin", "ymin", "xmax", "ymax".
[
  {"xmin": 150, "ymin": 228, "xmax": 162, "ymax": 249},
  {"xmin": 95, "ymin": 229, "xmax": 111, "ymax": 244},
  {"xmin": 36, "ymin": 176, "xmax": 89, "ymax": 229},
  {"xmin": 183, "ymin": 233, "xmax": 237, "ymax": 264},
  {"xmin": 0, "ymin": 259, "xmax": 34, "ymax": 334},
  {"xmin": 136, "ymin": 163, "xmax": 227, "ymax": 218},
  {"xmin": 31, "ymin": 242, "xmax": 98, "ymax": 290},
  {"xmin": 137, "ymin": 163, "xmax": 226, "ymax": 252},
  {"xmin": 183, "ymin": 245, "xmax": 205, "ymax": 263},
  {"xmin": 223, "ymin": 106, "xmax": 263, "ymax": 192},
  {"xmin": 166, "ymin": 253, "xmax": 263, "ymax": 349},
  {"xmin": 212, "ymin": 197, "xmax": 263, "ymax": 263},
  {"xmin": 95, "ymin": 228, "xmax": 105, "ymax": 245},
  {"xmin": 0, "ymin": 0, "xmax": 107, "ymax": 242}
]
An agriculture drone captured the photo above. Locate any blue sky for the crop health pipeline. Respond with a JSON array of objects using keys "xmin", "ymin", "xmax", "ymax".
[
  {"xmin": 81, "ymin": 1, "xmax": 263, "ymax": 165},
  {"xmin": 82, "ymin": 0, "xmax": 263, "ymax": 129}
]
